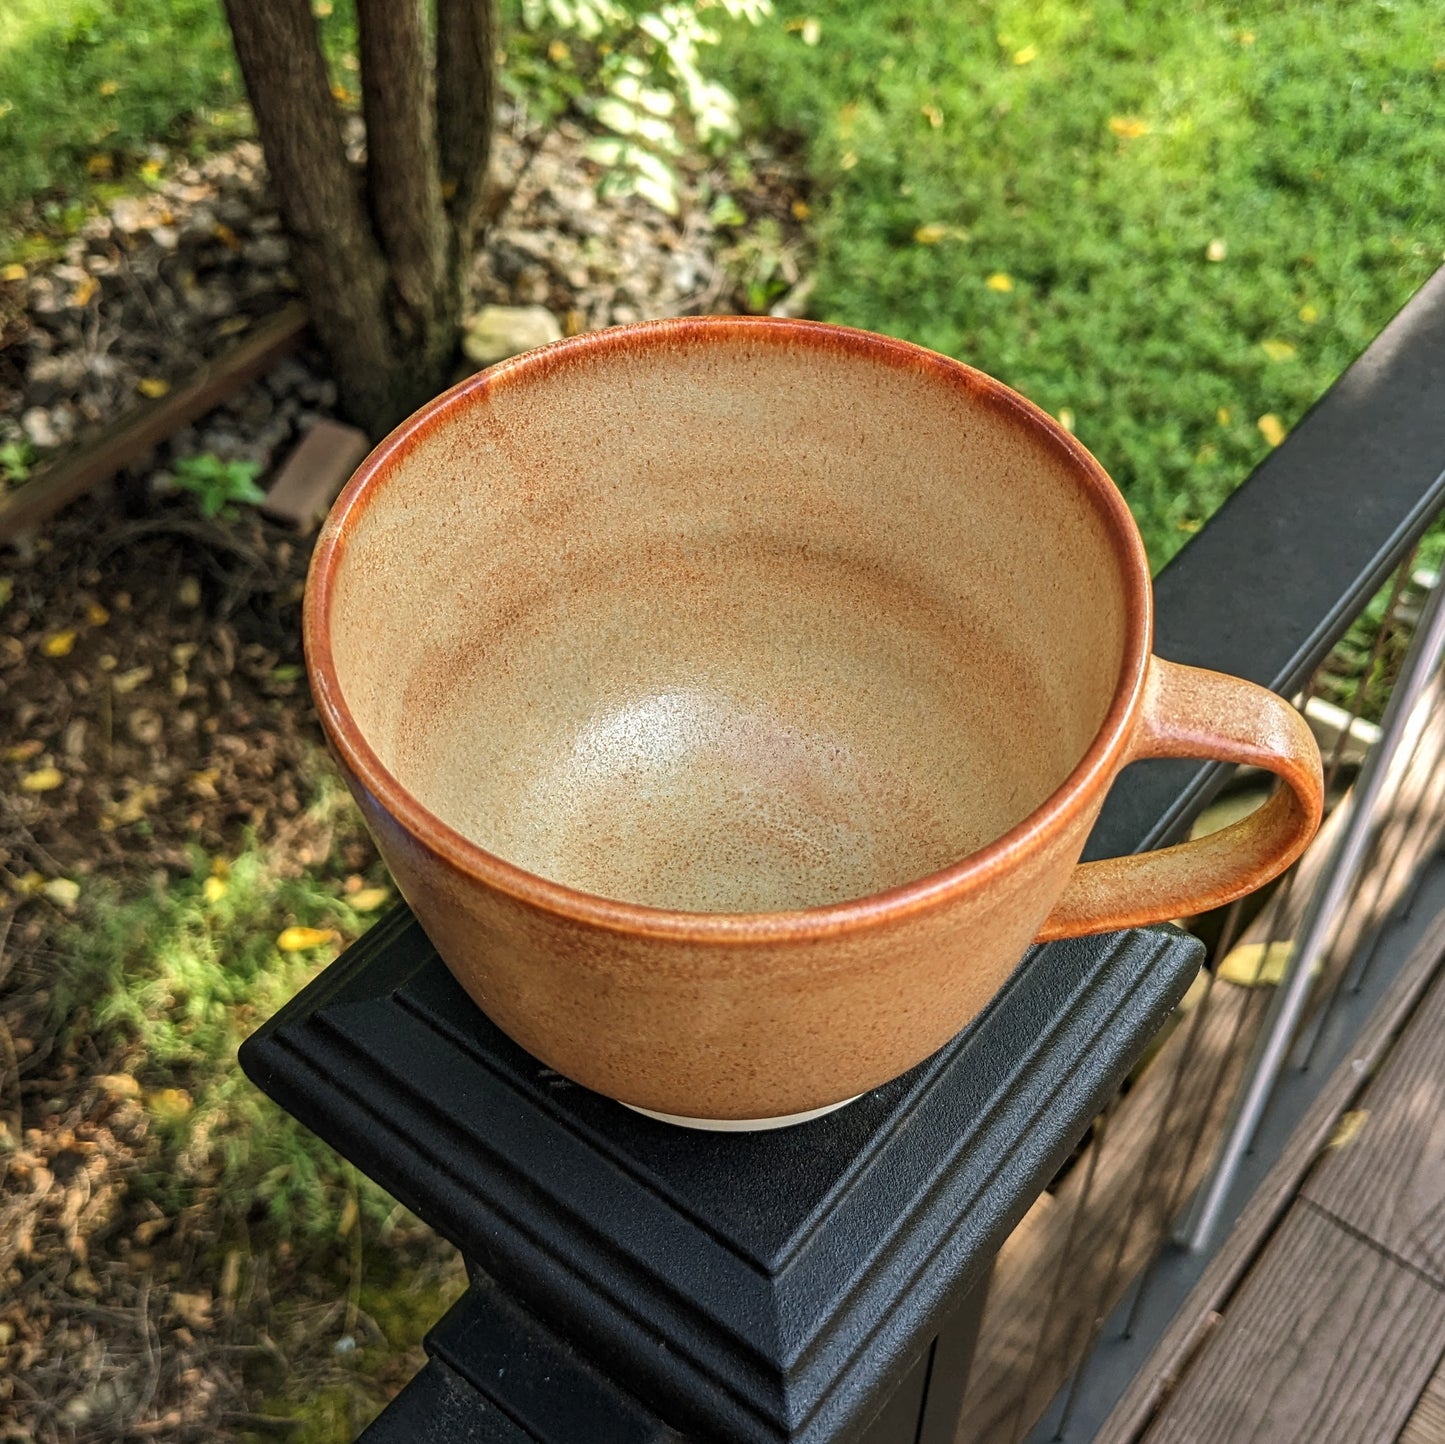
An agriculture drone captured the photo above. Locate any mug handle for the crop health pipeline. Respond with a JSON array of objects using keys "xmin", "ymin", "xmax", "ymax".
[{"xmin": 1037, "ymin": 657, "xmax": 1324, "ymax": 941}]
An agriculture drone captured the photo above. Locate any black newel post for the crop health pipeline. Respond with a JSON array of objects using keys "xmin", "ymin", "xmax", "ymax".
[{"xmin": 241, "ymin": 913, "xmax": 1200, "ymax": 1443}]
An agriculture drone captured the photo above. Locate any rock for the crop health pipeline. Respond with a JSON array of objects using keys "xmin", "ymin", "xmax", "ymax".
[
  {"xmin": 27, "ymin": 354, "xmax": 87, "ymax": 407},
  {"xmin": 243, "ymin": 235, "xmax": 289, "ymax": 268},
  {"xmin": 462, "ymin": 305, "xmax": 563, "ymax": 366},
  {"xmin": 513, "ymin": 265, "xmax": 551, "ymax": 305},
  {"xmin": 21, "ymin": 407, "xmax": 60, "ymax": 449},
  {"xmin": 110, "ymin": 197, "xmax": 148, "ymax": 235},
  {"xmin": 150, "ymin": 225, "xmax": 179, "ymax": 252},
  {"xmin": 180, "ymin": 206, "xmax": 217, "ymax": 247}
]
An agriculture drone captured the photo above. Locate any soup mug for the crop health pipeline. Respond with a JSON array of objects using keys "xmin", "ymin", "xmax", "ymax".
[{"xmin": 304, "ymin": 318, "xmax": 1322, "ymax": 1125}]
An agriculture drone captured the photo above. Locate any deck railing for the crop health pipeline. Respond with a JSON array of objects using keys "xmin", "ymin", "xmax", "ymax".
[{"xmin": 958, "ymin": 264, "xmax": 1445, "ymax": 1444}]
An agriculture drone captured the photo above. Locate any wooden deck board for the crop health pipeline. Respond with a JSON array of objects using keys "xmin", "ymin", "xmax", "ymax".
[
  {"xmin": 1304, "ymin": 965, "xmax": 1445, "ymax": 1286},
  {"xmin": 1399, "ymin": 1354, "xmax": 1445, "ymax": 1444},
  {"xmin": 1141, "ymin": 1203, "xmax": 1445, "ymax": 1444}
]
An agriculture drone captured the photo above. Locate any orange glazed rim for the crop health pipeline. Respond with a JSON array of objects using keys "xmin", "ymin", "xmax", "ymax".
[{"xmin": 304, "ymin": 316, "xmax": 1154, "ymax": 943}]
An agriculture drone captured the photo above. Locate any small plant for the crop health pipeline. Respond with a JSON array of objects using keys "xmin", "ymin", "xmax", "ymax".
[
  {"xmin": 0, "ymin": 438, "xmax": 35, "ymax": 486},
  {"xmin": 173, "ymin": 451, "xmax": 266, "ymax": 519},
  {"xmin": 507, "ymin": 0, "xmax": 773, "ymax": 215}
]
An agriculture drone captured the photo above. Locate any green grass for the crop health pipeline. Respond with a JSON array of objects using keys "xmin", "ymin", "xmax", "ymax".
[
  {"xmin": 47, "ymin": 779, "xmax": 396, "ymax": 1239},
  {"xmin": 717, "ymin": 0, "xmax": 1445, "ymax": 567}
]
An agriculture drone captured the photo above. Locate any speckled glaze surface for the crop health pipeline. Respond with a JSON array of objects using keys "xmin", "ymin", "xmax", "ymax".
[{"xmin": 305, "ymin": 317, "xmax": 1323, "ymax": 1121}]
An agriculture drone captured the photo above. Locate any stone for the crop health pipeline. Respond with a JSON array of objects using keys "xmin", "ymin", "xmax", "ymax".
[
  {"xmin": 150, "ymin": 226, "xmax": 179, "ymax": 252},
  {"xmin": 261, "ymin": 419, "xmax": 370, "ymax": 531},
  {"xmin": 21, "ymin": 407, "xmax": 60, "ymax": 450},
  {"xmin": 244, "ymin": 235, "xmax": 289, "ymax": 268},
  {"xmin": 462, "ymin": 305, "xmax": 563, "ymax": 367}
]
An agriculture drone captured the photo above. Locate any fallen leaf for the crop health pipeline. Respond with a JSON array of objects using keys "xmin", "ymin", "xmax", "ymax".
[
  {"xmin": 5, "ymin": 740, "xmax": 44, "ymax": 763},
  {"xmin": 146, "ymin": 1088, "xmax": 193, "ymax": 1123},
  {"xmin": 337, "ymin": 1194, "xmax": 359, "ymax": 1239},
  {"xmin": 169, "ymin": 1290, "xmax": 213, "ymax": 1331},
  {"xmin": 95, "ymin": 1073, "xmax": 141, "ymax": 1098},
  {"xmin": 14, "ymin": 871, "xmax": 46, "ymax": 896},
  {"xmin": 1218, "ymin": 940, "xmax": 1292, "ymax": 987},
  {"xmin": 840, "ymin": 150, "xmax": 858, "ymax": 170},
  {"xmin": 313, "ymin": 0, "xmax": 334, "ymax": 13},
  {"xmin": 914, "ymin": 223, "xmax": 948, "ymax": 245},
  {"xmin": 98, "ymin": 79, "xmax": 119, "ymax": 96},
  {"xmin": 1299, "ymin": 303, "xmax": 1320, "ymax": 324},
  {"xmin": 0, "ymin": 263, "xmax": 25, "ymax": 283},
  {"xmin": 134, "ymin": 1217, "xmax": 170, "ymax": 1245},
  {"xmin": 1013, "ymin": 44, "xmax": 1038, "ymax": 64},
  {"xmin": 1217, "ymin": 407, "xmax": 1232, "ymax": 425},
  {"xmin": 1257, "ymin": 413, "xmax": 1287, "ymax": 447},
  {"xmin": 920, "ymin": 103, "xmax": 944, "ymax": 129},
  {"xmin": 112, "ymin": 665, "xmax": 153, "ymax": 694},
  {"xmin": 986, "ymin": 272, "xmax": 1015, "ymax": 292},
  {"xmin": 43, "ymin": 629, "xmax": 77, "ymax": 657},
  {"xmin": 137, "ymin": 377, "xmax": 170, "ymax": 399},
  {"xmin": 202, "ymin": 876, "xmax": 228, "ymax": 905},
  {"xmin": 1108, "ymin": 116, "xmax": 1149, "ymax": 139},
  {"xmin": 801, "ymin": 17, "xmax": 821, "ymax": 44},
  {"xmin": 85, "ymin": 602, "xmax": 109, "ymax": 626},
  {"xmin": 1206, "ymin": 238, "xmax": 1227, "ymax": 262},
  {"xmin": 20, "ymin": 766, "xmax": 64, "ymax": 793},
  {"xmin": 1261, "ymin": 338, "xmax": 1297, "ymax": 362},
  {"xmin": 1326, "ymin": 1109, "xmax": 1368, "ymax": 1151},
  {"xmin": 189, "ymin": 769, "xmax": 220, "ymax": 800},
  {"xmin": 70, "ymin": 275, "xmax": 99, "ymax": 307},
  {"xmin": 42, "ymin": 878, "xmax": 80, "ymax": 907},
  {"xmin": 101, "ymin": 783, "xmax": 160, "ymax": 829},
  {"xmin": 212, "ymin": 223, "xmax": 240, "ymax": 250},
  {"xmin": 349, "ymin": 887, "xmax": 390, "ymax": 913},
  {"xmin": 547, "ymin": 38, "xmax": 570, "ymax": 63},
  {"xmin": 791, "ymin": 198, "xmax": 811, "ymax": 221},
  {"xmin": 277, "ymin": 926, "xmax": 337, "ymax": 952},
  {"xmin": 177, "ymin": 577, "xmax": 201, "ymax": 608},
  {"xmin": 1236, "ymin": 28, "xmax": 1256, "ymax": 45},
  {"xmin": 86, "ymin": 153, "xmax": 114, "ymax": 178},
  {"xmin": 1056, "ymin": 408, "xmax": 1075, "ymax": 433}
]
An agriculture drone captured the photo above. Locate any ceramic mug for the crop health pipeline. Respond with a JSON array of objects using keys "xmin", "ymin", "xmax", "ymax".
[{"xmin": 305, "ymin": 317, "xmax": 1322, "ymax": 1126}]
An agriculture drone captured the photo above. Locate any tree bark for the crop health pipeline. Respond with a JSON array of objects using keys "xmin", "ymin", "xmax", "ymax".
[
  {"xmin": 436, "ymin": 0, "xmax": 498, "ymax": 286},
  {"xmin": 355, "ymin": 0, "xmax": 449, "ymax": 378},
  {"xmin": 222, "ymin": 0, "xmax": 399, "ymax": 429}
]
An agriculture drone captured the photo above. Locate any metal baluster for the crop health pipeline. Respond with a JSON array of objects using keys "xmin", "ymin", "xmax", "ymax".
[{"xmin": 1183, "ymin": 571, "xmax": 1445, "ymax": 1252}]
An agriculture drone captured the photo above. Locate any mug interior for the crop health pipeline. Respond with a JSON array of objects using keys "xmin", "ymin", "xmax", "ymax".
[{"xmin": 322, "ymin": 324, "xmax": 1133, "ymax": 914}]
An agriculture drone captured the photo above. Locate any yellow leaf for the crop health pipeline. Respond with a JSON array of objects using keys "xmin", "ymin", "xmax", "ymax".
[
  {"xmin": 1108, "ymin": 116, "xmax": 1149, "ymax": 139},
  {"xmin": 70, "ymin": 275, "xmax": 99, "ymax": 307},
  {"xmin": 202, "ymin": 876, "xmax": 229, "ymax": 905},
  {"xmin": 0, "ymin": 263, "xmax": 25, "ymax": 283},
  {"xmin": 20, "ymin": 765, "xmax": 63, "ymax": 793},
  {"xmin": 1236, "ymin": 28, "xmax": 1257, "ymax": 45},
  {"xmin": 791, "ymin": 198, "xmax": 811, "ymax": 221},
  {"xmin": 5, "ymin": 739, "xmax": 43, "ymax": 763},
  {"xmin": 1218, "ymin": 940, "xmax": 1293, "ymax": 988},
  {"xmin": 337, "ymin": 1193, "xmax": 359, "ymax": 1238},
  {"xmin": 15, "ymin": 871, "xmax": 46, "ymax": 896},
  {"xmin": 95, "ymin": 1073, "xmax": 141, "ymax": 1098},
  {"xmin": 914, "ymin": 223, "xmax": 948, "ymax": 245},
  {"xmin": 1326, "ymin": 1109, "xmax": 1369, "ymax": 1151},
  {"xmin": 85, "ymin": 602, "xmax": 110, "ymax": 626},
  {"xmin": 1217, "ymin": 407, "xmax": 1232, "ymax": 426},
  {"xmin": 140, "ymin": 159, "xmax": 163, "ymax": 182},
  {"xmin": 349, "ymin": 887, "xmax": 390, "ymax": 913},
  {"xmin": 1257, "ymin": 413, "xmax": 1287, "ymax": 447},
  {"xmin": 277, "ymin": 926, "xmax": 336, "ymax": 952},
  {"xmin": 920, "ymin": 103, "xmax": 943, "ymax": 129},
  {"xmin": 98, "ymin": 79, "xmax": 119, "ymax": 97},
  {"xmin": 43, "ymin": 629, "xmax": 76, "ymax": 657},
  {"xmin": 213, "ymin": 222, "xmax": 240, "ymax": 250},
  {"xmin": 1012, "ymin": 45, "xmax": 1038, "ymax": 65},
  {"xmin": 314, "ymin": 0, "xmax": 334, "ymax": 13},
  {"xmin": 1261, "ymin": 338, "xmax": 1297, "ymax": 362},
  {"xmin": 986, "ymin": 272, "xmax": 1015, "ymax": 292},
  {"xmin": 147, "ymin": 1088, "xmax": 194, "ymax": 1123},
  {"xmin": 43, "ymin": 877, "xmax": 80, "ymax": 907},
  {"xmin": 801, "ymin": 18, "xmax": 821, "ymax": 44},
  {"xmin": 840, "ymin": 150, "xmax": 858, "ymax": 170},
  {"xmin": 548, "ymin": 38, "xmax": 570, "ymax": 63},
  {"xmin": 331, "ymin": 84, "xmax": 353, "ymax": 103},
  {"xmin": 102, "ymin": 783, "xmax": 159, "ymax": 828},
  {"xmin": 1299, "ymin": 303, "xmax": 1320, "ymax": 324},
  {"xmin": 1206, "ymin": 238, "xmax": 1227, "ymax": 262},
  {"xmin": 1056, "ymin": 408, "xmax": 1075, "ymax": 433},
  {"xmin": 137, "ymin": 377, "xmax": 170, "ymax": 399},
  {"xmin": 86, "ymin": 153, "xmax": 114, "ymax": 177}
]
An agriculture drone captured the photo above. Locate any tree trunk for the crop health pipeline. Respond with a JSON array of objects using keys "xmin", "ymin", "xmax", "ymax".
[{"xmin": 223, "ymin": 0, "xmax": 498, "ymax": 435}]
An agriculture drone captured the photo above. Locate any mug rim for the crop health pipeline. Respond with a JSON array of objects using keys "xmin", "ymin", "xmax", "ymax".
[{"xmin": 304, "ymin": 315, "xmax": 1154, "ymax": 942}]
